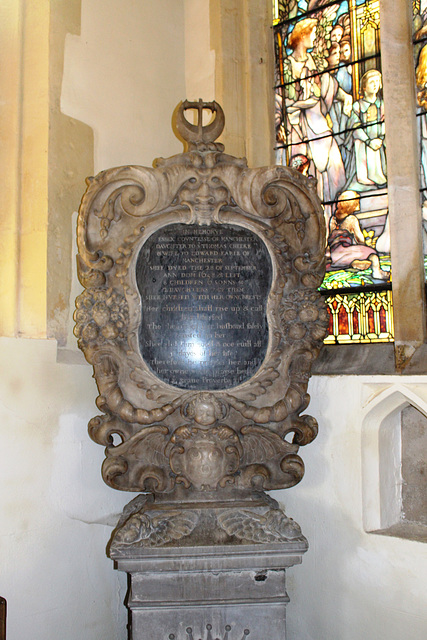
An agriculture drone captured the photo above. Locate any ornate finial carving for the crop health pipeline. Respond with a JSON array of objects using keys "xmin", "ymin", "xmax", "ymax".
[{"xmin": 176, "ymin": 99, "xmax": 225, "ymax": 147}]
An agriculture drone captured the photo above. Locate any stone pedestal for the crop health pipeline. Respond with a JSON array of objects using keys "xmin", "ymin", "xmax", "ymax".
[{"xmin": 112, "ymin": 540, "xmax": 307, "ymax": 640}]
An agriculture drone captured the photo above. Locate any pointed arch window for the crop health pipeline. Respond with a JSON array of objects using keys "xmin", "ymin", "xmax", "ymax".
[
  {"xmin": 413, "ymin": 1, "xmax": 427, "ymax": 281},
  {"xmin": 273, "ymin": 0, "xmax": 393, "ymax": 344}
]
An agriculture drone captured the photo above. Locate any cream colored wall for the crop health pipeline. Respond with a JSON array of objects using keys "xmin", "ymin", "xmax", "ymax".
[
  {"xmin": 381, "ymin": 0, "xmax": 426, "ymax": 365},
  {"xmin": 47, "ymin": 0, "xmax": 94, "ymax": 347},
  {"xmin": 61, "ymin": 0, "xmax": 186, "ymax": 172},
  {"xmin": 184, "ymin": 0, "xmax": 215, "ymax": 102},
  {"xmin": 0, "ymin": 0, "xmax": 49, "ymax": 338},
  {"xmin": 209, "ymin": 0, "xmax": 275, "ymax": 166},
  {"xmin": 1, "ymin": 1, "xmax": 427, "ymax": 640},
  {"xmin": 0, "ymin": 1, "xmax": 187, "ymax": 639}
]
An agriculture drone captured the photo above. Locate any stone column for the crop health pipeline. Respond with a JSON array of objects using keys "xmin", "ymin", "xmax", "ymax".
[{"xmin": 381, "ymin": 0, "xmax": 427, "ymax": 369}]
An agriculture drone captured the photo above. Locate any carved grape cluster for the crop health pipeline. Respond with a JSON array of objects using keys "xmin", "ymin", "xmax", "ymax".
[
  {"xmin": 74, "ymin": 287, "xmax": 129, "ymax": 346},
  {"xmin": 280, "ymin": 289, "xmax": 328, "ymax": 345}
]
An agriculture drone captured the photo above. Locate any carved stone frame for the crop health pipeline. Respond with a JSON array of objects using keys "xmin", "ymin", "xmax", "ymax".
[{"xmin": 75, "ymin": 102, "xmax": 327, "ymax": 506}]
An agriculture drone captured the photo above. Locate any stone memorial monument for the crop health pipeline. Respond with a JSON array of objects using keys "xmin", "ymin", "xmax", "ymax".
[{"xmin": 75, "ymin": 100, "xmax": 327, "ymax": 639}]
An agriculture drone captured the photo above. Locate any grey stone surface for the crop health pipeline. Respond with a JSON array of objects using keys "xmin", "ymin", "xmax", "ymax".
[
  {"xmin": 312, "ymin": 340, "xmax": 427, "ymax": 376},
  {"xmin": 312, "ymin": 342, "xmax": 396, "ymax": 375},
  {"xmin": 112, "ymin": 539, "xmax": 307, "ymax": 640},
  {"xmin": 109, "ymin": 494, "xmax": 305, "ymax": 551},
  {"xmin": 402, "ymin": 405, "xmax": 427, "ymax": 526}
]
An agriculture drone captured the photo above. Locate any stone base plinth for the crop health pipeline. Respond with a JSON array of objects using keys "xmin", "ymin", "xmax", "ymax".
[{"xmin": 112, "ymin": 541, "xmax": 307, "ymax": 640}]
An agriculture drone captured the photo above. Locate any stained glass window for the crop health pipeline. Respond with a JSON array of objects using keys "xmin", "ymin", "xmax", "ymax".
[
  {"xmin": 273, "ymin": 0, "xmax": 393, "ymax": 344},
  {"xmin": 413, "ymin": 0, "xmax": 427, "ymax": 282}
]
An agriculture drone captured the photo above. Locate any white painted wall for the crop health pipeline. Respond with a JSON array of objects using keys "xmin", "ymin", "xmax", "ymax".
[
  {"xmin": 0, "ymin": 337, "xmax": 129, "ymax": 640},
  {"xmin": 2, "ymin": 2, "xmax": 427, "ymax": 640},
  {"xmin": 275, "ymin": 376, "xmax": 427, "ymax": 640}
]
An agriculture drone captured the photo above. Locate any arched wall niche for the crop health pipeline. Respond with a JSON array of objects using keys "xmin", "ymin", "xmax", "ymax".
[{"xmin": 362, "ymin": 382, "xmax": 427, "ymax": 540}]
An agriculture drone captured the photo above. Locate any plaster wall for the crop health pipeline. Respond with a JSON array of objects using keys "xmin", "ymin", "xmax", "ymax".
[
  {"xmin": 0, "ymin": 337, "xmax": 130, "ymax": 640},
  {"xmin": 184, "ymin": 0, "xmax": 215, "ymax": 103},
  {"xmin": 1, "ymin": 2, "xmax": 187, "ymax": 639},
  {"xmin": 61, "ymin": 0, "xmax": 186, "ymax": 172},
  {"xmin": 276, "ymin": 376, "xmax": 427, "ymax": 640}
]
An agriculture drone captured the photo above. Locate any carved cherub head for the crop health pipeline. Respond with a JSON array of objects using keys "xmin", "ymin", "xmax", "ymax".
[{"xmin": 183, "ymin": 393, "xmax": 226, "ymax": 427}]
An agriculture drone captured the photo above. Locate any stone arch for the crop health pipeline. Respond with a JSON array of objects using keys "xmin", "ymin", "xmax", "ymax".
[{"xmin": 361, "ymin": 383, "xmax": 427, "ymax": 532}]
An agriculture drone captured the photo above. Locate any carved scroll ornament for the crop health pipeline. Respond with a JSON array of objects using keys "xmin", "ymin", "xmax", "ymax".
[{"xmin": 75, "ymin": 100, "xmax": 327, "ymax": 505}]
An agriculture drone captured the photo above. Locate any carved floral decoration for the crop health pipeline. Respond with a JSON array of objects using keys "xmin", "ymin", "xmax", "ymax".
[
  {"xmin": 74, "ymin": 288, "xmax": 129, "ymax": 345},
  {"xmin": 75, "ymin": 100, "xmax": 327, "ymax": 511}
]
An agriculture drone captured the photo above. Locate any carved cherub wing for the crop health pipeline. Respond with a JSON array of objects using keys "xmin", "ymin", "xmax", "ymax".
[
  {"xmin": 240, "ymin": 425, "xmax": 295, "ymax": 465},
  {"xmin": 103, "ymin": 425, "xmax": 169, "ymax": 466},
  {"xmin": 217, "ymin": 509, "xmax": 276, "ymax": 543},
  {"xmin": 112, "ymin": 509, "xmax": 200, "ymax": 548},
  {"xmin": 123, "ymin": 426, "xmax": 170, "ymax": 467},
  {"xmin": 238, "ymin": 425, "xmax": 304, "ymax": 490},
  {"xmin": 148, "ymin": 510, "xmax": 200, "ymax": 546},
  {"xmin": 102, "ymin": 425, "xmax": 172, "ymax": 491}
]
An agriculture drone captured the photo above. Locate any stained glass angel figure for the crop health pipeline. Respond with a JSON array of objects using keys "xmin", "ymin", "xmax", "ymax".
[{"xmin": 282, "ymin": 15, "xmax": 352, "ymax": 216}]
